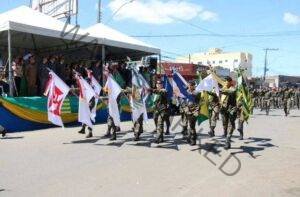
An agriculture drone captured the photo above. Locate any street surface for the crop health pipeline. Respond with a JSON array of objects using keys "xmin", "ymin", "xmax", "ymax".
[{"xmin": 0, "ymin": 109, "xmax": 300, "ymax": 197}]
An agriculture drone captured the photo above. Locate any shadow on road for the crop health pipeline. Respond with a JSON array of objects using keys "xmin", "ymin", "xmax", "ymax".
[{"xmin": 0, "ymin": 136, "xmax": 24, "ymax": 140}]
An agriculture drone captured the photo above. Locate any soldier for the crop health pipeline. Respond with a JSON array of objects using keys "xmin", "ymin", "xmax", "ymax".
[
  {"xmin": 236, "ymin": 100, "xmax": 245, "ymax": 140},
  {"xmin": 264, "ymin": 88, "xmax": 272, "ymax": 115},
  {"xmin": 296, "ymin": 87, "xmax": 300, "ymax": 110},
  {"xmin": 152, "ymin": 92, "xmax": 170, "ymax": 136},
  {"xmin": 220, "ymin": 77, "xmax": 237, "ymax": 149},
  {"xmin": 282, "ymin": 87, "xmax": 293, "ymax": 116},
  {"xmin": 0, "ymin": 125, "xmax": 6, "ymax": 137},
  {"xmin": 179, "ymin": 97, "xmax": 188, "ymax": 136},
  {"xmin": 78, "ymin": 79, "xmax": 96, "ymax": 138},
  {"xmin": 152, "ymin": 80, "xmax": 168, "ymax": 143},
  {"xmin": 184, "ymin": 81, "xmax": 201, "ymax": 146},
  {"xmin": 207, "ymin": 90, "xmax": 220, "ymax": 137}
]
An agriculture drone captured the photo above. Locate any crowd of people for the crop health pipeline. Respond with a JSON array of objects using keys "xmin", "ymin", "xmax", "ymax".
[
  {"xmin": 0, "ymin": 53, "xmax": 141, "ymax": 97},
  {"xmin": 251, "ymin": 87, "xmax": 300, "ymax": 116}
]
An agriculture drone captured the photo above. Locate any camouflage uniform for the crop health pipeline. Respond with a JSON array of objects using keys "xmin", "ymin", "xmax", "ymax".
[
  {"xmin": 220, "ymin": 87, "xmax": 237, "ymax": 149},
  {"xmin": 282, "ymin": 88, "xmax": 293, "ymax": 116},
  {"xmin": 296, "ymin": 88, "xmax": 300, "ymax": 110},
  {"xmin": 133, "ymin": 114, "xmax": 143, "ymax": 141},
  {"xmin": 237, "ymin": 100, "xmax": 245, "ymax": 140},
  {"xmin": 184, "ymin": 92, "xmax": 201, "ymax": 146},
  {"xmin": 263, "ymin": 90, "xmax": 272, "ymax": 115},
  {"xmin": 207, "ymin": 91, "xmax": 220, "ymax": 137},
  {"xmin": 179, "ymin": 97, "xmax": 188, "ymax": 135},
  {"xmin": 152, "ymin": 89, "xmax": 168, "ymax": 143}
]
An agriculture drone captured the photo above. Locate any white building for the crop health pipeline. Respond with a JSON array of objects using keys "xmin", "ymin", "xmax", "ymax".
[{"xmin": 176, "ymin": 48, "xmax": 253, "ymax": 77}]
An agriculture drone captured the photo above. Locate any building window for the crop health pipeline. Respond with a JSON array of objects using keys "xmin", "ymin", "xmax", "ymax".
[
  {"xmin": 234, "ymin": 59, "xmax": 238, "ymax": 62},
  {"xmin": 225, "ymin": 60, "xmax": 228, "ymax": 63},
  {"xmin": 219, "ymin": 60, "xmax": 223, "ymax": 64},
  {"xmin": 199, "ymin": 61, "xmax": 202, "ymax": 65},
  {"xmin": 212, "ymin": 61, "xmax": 215, "ymax": 64},
  {"xmin": 245, "ymin": 59, "xmax": 248, "ymax": 62}
]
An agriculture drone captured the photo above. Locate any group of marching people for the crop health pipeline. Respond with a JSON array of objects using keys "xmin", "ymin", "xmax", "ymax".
[
  {"xmin": 41, "ymin": 59, "xmax": 253, "ymax": 150},
  {"xmin": 251, "ymin": 87, "xmax": 300, "ymax": 116}
]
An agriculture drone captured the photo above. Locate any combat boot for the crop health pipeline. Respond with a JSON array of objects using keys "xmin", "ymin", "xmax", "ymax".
[
  {"xmin": 181, "ymin": 127, "xmax": 187, "ymax": 136},
  {"xmin": 110, "ymin": 131, "xmax": 117, "ymax": 141},
  {"xmin": 165, "ymin": 129, "xmax": 170, "ymax": 135},
  {"xmin": 86, "ymin": 131, "xmax": 93, "ymax": 138},
  {"xmin": 225, "ymin": 137, "xmax": 231, "ymax": 149},
  {"xmin": 223, "ymin": 130, "xmax": 228, "ymax": 138},
  {"xmin": 155, "ymin": 133, "xmax": 164, "ymax": 144},
  {"xmin": 78, "ymin": 128, "xmax": 85, "ymax": 134},
  {"xmin": 190, "ymin": 133, "xmax": 197, "ymax": 146},
  {"xmin": 238, "ymin": 130, "xmax": 244, "ymax": 140},
  {"xmin": 1, "ymin": 129, "xmax": 6, "ymax": 137},
  {"xmin": 134, "ymin": 132, "xmax": 140, "ymax": 141},
  {"xmin": 208, "ymin": 127, "xmax": 215, "ymax": 137}
]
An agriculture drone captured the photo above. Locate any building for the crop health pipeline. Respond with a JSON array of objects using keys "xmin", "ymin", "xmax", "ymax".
[
  {"xmin": 176, "ymin": 48, "xmax": 253, "ymax": 77},
  {"xmin": 265, "ymin": 75, "xmax": 300, "ymax": 88},
  {"xmin": 160, "ymin": 62, "xmax": 208, "ymax": 80}
]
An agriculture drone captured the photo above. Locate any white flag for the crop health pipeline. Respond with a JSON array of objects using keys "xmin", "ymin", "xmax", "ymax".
[
  {"xmin": 131, "ymin": 71, "xmax": 149, "ymax": 122},
  {"xmin": 77, "ymin": 75, "xmax": 96, "ymax": 128},
  {"xmin": 45, "ymin": 71, "xmax": 70, "ymax": 127},
  {"xmin": 195, "ymin": 74, "xmax": 220, "ymax": 96},
  {"xmin": 88, "ymin": 71, "xmax": 102, "ymax": 122},
  {"xmin": 105, "ymin": 75, "xmax": 122, "ymax": 127}
]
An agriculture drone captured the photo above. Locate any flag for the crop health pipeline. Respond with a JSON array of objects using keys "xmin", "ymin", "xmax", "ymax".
[
  {"xmin": 163, "ymin": 75, "xmax": 173, "ymax": 100},
  {"xmin": 87, "ymin": 70, "xmax": 102, "ymax": 122},
  {"xmin": 237, "ymin": 69, "xmax": 253, "ymax": 122},
  {"xmin": 131, "ymin": 70, "xmax": 149, "ymax": 122},
  {"xmin": 76, "ymin": 74, "xmax": 96, "ymax": 128},
  {"xmin": 45, "ymin": 71, "xmax": 70, "ymax": 127},
  {"xmin": 172, "ymin": 71, "xmax": 194, "ymax": 102},
  {"xmin": 197, "ymin": 91, "xmax": 209, "ymax": 125},
  {"xmin": 105, "ymin": 75, "xmax": 122, "ymax": 127},
  {"xmin": 195, "ymin": 74, "xmax": 220, "ymax": 96}
]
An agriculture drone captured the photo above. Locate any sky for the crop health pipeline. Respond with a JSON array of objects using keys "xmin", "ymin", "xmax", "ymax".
[{"xmin": 1, "ymin": 0, "xmax": 300, "ymax": 77}]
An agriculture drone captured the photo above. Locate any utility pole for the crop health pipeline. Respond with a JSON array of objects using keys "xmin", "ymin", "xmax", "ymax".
[
  {"xmin": 97, "ymin": 0, "xmax": 102, "ymax": 23},
  {"xmin": 263, "ymin": 48, "xmax": 279, "ymax": 82}
]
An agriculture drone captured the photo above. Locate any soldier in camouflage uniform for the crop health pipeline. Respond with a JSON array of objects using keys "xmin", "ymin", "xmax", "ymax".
[
  {"xmin": 220, "ymin": 77, "xmax": 237, "ymax": 149},
  {"xmin": 263, "ymin": 88, "xmax": 272, "ymax": 115},
  {"xmin": 133, "ymin": 114, "xmax": 144, "ymax": 141},
  {"xmin": 282, "ymin": 87, "xmax": 294, "ymax": 116},
  {"xmin": 258, "ymin": 89, "xmax": 265, "ymax": 110},
  {"xmin": 152, "ymin": 80, "xmax": 168, "ymax": 143},
  {"xmin": 179, "ymin": 97, "xmax": 188, "ymax": 135},
  {"xmin": 207, "ymin": 91, "xmax": 220, "ymax": 137},
  {"xmin": 184, "ymin": 82, "xmax": 201, "ymax": 146},
  {"xmin": 296, "ymin": 87, "xmax": 300, "ymax": 110},
  {"xmin": 236, "ymin": 100, "xmax": 245, "ymax": 140}
]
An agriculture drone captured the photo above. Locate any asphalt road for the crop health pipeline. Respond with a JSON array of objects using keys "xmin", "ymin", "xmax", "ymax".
[{"xmin": 0, "ymin": 109, "xmax": 300, "ymax": 197}]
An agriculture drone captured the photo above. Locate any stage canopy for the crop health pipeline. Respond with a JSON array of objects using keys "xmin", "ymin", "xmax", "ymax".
[{"xmin": 85, "ymin": 23, "xmax": 160, "ymax": 58}]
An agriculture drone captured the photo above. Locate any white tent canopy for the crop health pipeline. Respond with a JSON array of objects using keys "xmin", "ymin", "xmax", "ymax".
[
  {"xmin": 0, "ymin": 6, "xmax": 95, "ymax": 50},
  {"xmin": 86, "ymin": 23, "xmax": 160, "ymax": 55}
]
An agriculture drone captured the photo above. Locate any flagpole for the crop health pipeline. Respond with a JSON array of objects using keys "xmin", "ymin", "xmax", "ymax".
[{"xmin": 8, "ymin": 29, "xmax": 13, "ymax": 96}]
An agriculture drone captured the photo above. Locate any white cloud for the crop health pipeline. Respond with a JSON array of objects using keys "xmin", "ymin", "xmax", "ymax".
[
  {"xmin": 283, "ymin": 12, "xmax": 300, "ymax": 25},
  {"xmin": 108, "ymin": 0, "xmax": 218, "ymax": 25},
  {"xmin": 199, "ymin": 11, "xmax": 218, "ymax": 21}
]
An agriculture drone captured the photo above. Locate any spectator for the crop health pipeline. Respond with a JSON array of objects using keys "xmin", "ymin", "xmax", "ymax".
[
  {"xmin": 12, "ymin": 57, "xmax": 23, "ymax": 96},
  {"xmin": 56, "ymin": 56, "xmax": 66, "ymax": 81},
  {"xmin": 25, "ymin": 55, "xmax": 37, "ymax": 96},
  {"xmin": 38, "ymin": 56, "xmax": 49, "ymax": 95},
  {"xmin": 91, "ymin": 60, "xmax": 102, "ymax": 83}
]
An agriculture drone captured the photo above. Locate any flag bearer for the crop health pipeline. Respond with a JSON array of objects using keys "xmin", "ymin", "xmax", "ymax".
[{"xmin": 220, "ymin": 77, "xmax": 237, "ymax": 149}]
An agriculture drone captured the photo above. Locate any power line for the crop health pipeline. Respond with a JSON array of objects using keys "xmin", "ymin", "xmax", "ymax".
[
  {"xmin": 131, "ymin": 31, "xmax": 300, "ymax": 38},
  {"xmin": 105, "ymin": 0, "xmax": 135, "ymax": 24}
]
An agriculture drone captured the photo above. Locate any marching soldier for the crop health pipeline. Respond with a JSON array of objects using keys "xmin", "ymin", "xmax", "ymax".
[
  {"xmin": 78, "ymin": 99, "xmax": 95, "ymax": 138},
  {"xmin": 185, "ymin": 81, "xmax": 201, "ymax": 146},
  {"xmin": 296, "ymin": 87, "xmax": 300, "ymax": 110},
  {"xmin": 152, "ymin": 80, "xmax": 168, "ymax": 143},
  {"xmin": 220, "ymin": 77, "xmax": 237, "ymax": 149},
  {"xmin": 263, "ymin": 88, "xmax": 272, "ymax": 115},
  {"xmin": 236, "ymin": 100, "xmax": 245, "ymax": 140},
  {"xmin": 282, "ymin": 87, "xmax": 293, "ymax": 116},
  {"xmin": 0, "ymin": 125, "xmax": 6, "ymax": 137},
  {"xmin": 179, "ymin": 97, "xmax": 188, "ymax": 135},
  {"xmin": 207, "ymin": 90, "xmax": 220, "ymax": 137}
]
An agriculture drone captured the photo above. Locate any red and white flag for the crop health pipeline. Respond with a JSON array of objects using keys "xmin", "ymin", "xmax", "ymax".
[
  {"xmin": 76, "ymin": 74, "xmax": 96, "ymax": 128},
  {"xmin": 104, "ymin": 75, "xmax": 122, "ymax": 127},
  {"xmin": 87, "ymin": 70, "xmax": 102, "ymax": 122},
  {"xmin": 45, "ymin": 71, "xmax": 70, "ymax": 127}
]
